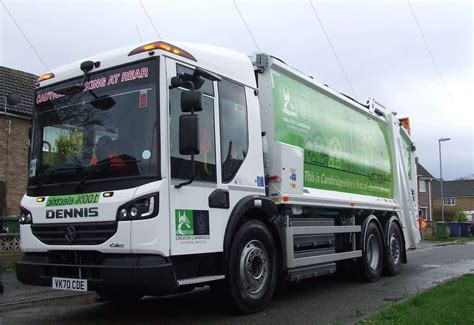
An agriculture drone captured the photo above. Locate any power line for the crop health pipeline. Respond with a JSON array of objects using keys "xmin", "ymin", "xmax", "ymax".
[
  {"xmin": 2, "ymin": 1, "xmax": 49, "ymax": 70},
  {"xmin": 309, "ymin": 1, "xmax": 357, "ymax": 100},
  {"xmin": 233, "ymin": 0, "xmax": 261, "ymax": 51},
  {"xmin": 407, "ymin": 0, "xmax": 454, "ymax": 103},
  {"xmin": 139, "ymin": 0, "xmax": 162, "ymax": 39},
  {"xmin": 136, "ymin": 25, "xmax": 143, "ymax": 42}
]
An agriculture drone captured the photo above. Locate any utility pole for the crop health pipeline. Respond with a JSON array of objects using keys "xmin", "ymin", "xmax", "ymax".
[{"xmin": 438, "ymin": 137, "xmax": 451, "ymax": 222}]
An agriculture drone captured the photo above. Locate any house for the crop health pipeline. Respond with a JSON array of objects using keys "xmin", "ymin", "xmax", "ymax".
[
  {"xmin": 431, "ymin": 180, "xmax": 474, "ymax": 221},
  {"xmin": 0, "ymin": 66, "xmax": 37, "ymax": 218},
  {"xmin": 416, "ymin": 157, "xmax": 435, "ymax": 221}
]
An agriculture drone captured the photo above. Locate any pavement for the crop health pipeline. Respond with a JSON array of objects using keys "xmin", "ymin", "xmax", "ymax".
[{"xmin": 1, "ymin": 240, "xmax": 474, "ymax": 324}]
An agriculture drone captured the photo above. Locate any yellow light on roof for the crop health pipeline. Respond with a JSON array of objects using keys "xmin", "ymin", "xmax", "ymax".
[
  {"xmin": 37, "ymin": 73, "xmax": 55, "ymax": 83},
  {"xmin": 128, "ymin": 41, "xmax": 196, "ymax": 61},
  {"xmin": 36, "ymin": 197, "xmax": 45, "ymax": 202}
]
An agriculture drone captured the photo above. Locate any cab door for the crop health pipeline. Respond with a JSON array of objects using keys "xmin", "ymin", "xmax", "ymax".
[{"xmin": 166, "ymin": 58, "xmax": 228, "ymax": 256}]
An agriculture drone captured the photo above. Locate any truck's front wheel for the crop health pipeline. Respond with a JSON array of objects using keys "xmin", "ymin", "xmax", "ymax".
[{"xmin": 227, "ymin": 220, "xmax": 277, "ymax": 314}]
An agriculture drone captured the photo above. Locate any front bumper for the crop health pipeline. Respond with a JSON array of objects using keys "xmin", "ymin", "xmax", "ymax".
[{"xmin": 16, "ymin": 252, "xmax": 177, "ymax": 296}]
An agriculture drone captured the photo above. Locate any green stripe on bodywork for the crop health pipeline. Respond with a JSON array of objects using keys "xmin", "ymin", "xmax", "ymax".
[{"xmin": 45, "ymin": 193, "xmax": 100, "ymax": 207}]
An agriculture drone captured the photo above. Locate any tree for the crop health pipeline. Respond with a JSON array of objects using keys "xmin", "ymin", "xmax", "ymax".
[
  {"xmin": 455, "ymin": 174, "xmax": 474, "ymax": 180},
  {"xmin": 432, "ymin": 207, "xmax": 467, "ymax": 222}
]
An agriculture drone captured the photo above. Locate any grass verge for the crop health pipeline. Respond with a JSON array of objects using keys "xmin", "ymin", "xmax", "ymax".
[
  {"xmin": 359, "ymin": 274, "xmax": 474, "ymax": 324},
  {"xmin": 424, "ymin": 235, "xmax": 474, "ymax": 243}
]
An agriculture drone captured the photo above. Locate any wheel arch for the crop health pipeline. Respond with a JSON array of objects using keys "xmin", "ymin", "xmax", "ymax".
[
  {"xmin": 223, "ymin": 196, "xmax": 280, "ymax": 261},
  {"xmin": 360, "ymin": 214, "xmax": 384, "ymax": 252}
]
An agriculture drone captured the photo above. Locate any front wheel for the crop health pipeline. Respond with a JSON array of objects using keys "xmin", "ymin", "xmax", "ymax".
[
  {"xmin": 227, "ymin": 220, "xmax": 278, "ymax": 314},
  {"xmin": 358, "ymin": 221, "xmax": 383, "ymax": 282}
]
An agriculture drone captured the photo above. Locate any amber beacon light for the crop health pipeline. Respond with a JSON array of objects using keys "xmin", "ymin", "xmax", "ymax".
[
  {"xmin": 128, "ymin": 41, "xmax": 196, "ymax": 61},
  {"xmin": 36, "ymin": 73, "xmax": 55, "ymax": 83}
]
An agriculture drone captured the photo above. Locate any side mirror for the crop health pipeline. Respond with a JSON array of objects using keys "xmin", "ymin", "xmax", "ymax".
[
  {"xmin": 179, "ymin": 115, "xmax": 199, "ymax": 155},
  {"xmin": 181, "ymin": 90, "xmax": 202, "ymax": 113},
  {"xmin": 28, "ymin": 126, "xmax": 32, "ymax": 141}
]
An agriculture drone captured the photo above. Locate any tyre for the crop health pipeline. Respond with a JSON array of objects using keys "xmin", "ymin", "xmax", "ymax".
[
  {"xmin": 383, "ymin": 222, "xmax": 403, "ymax": 276},
  {"xmin": 358, "ymin": 221, "xmax": 383, "ymax": 282},
  {"xmin": 96, "ymin": 290, "xmax": 144, "ymax": 305},
  {"xmin": 227, "ymin": 220, "xmax": 277, "ymax": 314}
]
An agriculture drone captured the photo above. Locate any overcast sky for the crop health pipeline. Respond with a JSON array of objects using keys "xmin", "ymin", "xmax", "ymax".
[{"xmin": 1, "ymin": 0, "xmax": 472, "ymax": 180}]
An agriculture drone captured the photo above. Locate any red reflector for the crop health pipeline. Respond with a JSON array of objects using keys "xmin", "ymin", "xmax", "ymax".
[
  {"xmin": 269, "ymin": 175, "xmax": 282, "ymax": 183},
  {"xmin": 139, "ymin": 90, "xmax": 148, "ymax": 108}
]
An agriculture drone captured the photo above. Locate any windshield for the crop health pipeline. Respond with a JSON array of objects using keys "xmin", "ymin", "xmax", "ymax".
[{"xmin": 29, "ymin": 59, "xmax": 160, "ymax": 194}]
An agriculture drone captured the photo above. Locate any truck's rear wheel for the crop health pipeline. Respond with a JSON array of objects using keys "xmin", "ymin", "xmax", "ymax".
[
  {"xmin": 358, "ymin": 222, "xmax": 383, "ymax": 282},
  {"xmin": 383, "ymin": 222, "xmax": 402, "ymax": 276},
  {"xmin": 227, "ymin": 220, "xmax": 277, "ymax": 314}
]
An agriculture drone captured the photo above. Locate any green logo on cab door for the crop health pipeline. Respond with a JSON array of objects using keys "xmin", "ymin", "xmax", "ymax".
[{"xmin": 175, "ymin": 209, "xmax": 194, "ymax": 236}]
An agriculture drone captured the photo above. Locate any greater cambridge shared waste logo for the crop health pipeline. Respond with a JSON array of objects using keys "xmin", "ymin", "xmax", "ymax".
[
  {"xmin": 176, "ymin": 210, "xmax": 193, "ymax": 235},
  {"xmin": 282, "ymin": 87, "xmax": 297, "ymax": 118},
  {"xmin": 175, "ymin": 209, "xmax": 210, "ymax": 241}
]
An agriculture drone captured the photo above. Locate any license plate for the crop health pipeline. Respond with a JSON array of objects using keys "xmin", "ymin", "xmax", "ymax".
[{"xmin": 52, "ymin": 277, "xmax": 88, "ymax": 292}]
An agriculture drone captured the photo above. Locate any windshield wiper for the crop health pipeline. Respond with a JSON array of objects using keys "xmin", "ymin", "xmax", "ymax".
[
  {"xmin": 34, "ymin": 165, "xmax": 83, "ymax": 195},
  {"xmin": 74, "ymin": 159, "xmax": 141, "ymax": 192}
]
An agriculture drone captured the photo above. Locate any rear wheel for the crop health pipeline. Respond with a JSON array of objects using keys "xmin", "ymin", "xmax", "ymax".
[
  {"xmin": 358, "ymin": 221, "xmax": 383, "ymax": 282},
  {"xmin": 227, "ymin": 220, "xmax": 277, "ymax": 314},
  {"xmin": 383, "ymin": 222, "xmax": 402, "ymax": 276}
]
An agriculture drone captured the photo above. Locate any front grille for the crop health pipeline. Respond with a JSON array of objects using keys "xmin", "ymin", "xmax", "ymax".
[
  {"xmin": 47, "ymin": 250, "xmax": 106, "ymax": 265},
  {"xmin": 31, "ymin": 222, "xmax": 117, "ymax": 245}
]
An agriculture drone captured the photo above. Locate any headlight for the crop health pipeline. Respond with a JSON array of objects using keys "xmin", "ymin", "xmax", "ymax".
[
  {"xmin": 19, "ymin": 208, "xmax": 33, "ymax": 224},
  {"xmin": 116, "ymin": 193, "xmax": 159, "ymax": 221}
]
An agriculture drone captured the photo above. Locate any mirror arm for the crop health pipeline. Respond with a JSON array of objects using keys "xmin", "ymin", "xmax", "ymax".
[{"xmin": 175, "ymin": 154, "xmax": 195, "ymax": 189}]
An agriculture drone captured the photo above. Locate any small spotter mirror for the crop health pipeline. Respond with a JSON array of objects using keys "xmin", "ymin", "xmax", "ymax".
[{"xmin": 181, "ymin": 90, "xmax": 202, "ymax": 113}]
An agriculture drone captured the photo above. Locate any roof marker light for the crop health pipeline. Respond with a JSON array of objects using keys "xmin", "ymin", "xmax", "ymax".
[
  {"xmin": 128, "ymin": 41, "xmax": 196, "ymax": 61},
  {"xmin": 37, "ymin": 73, "xmax": 55, "ymax": 83}
]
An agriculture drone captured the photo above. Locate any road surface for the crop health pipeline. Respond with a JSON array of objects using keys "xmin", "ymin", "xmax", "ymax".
[{"xmin": 1, "ymin": 241, "xmax": 474, "ymax": 324}]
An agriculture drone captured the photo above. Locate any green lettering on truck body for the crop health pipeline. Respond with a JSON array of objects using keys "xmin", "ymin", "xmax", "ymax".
[
  {"xmin": 46, "ymin": 193, "xmax": 100, "ymax": 207},
  {"xmin": 270, "ymin": 68, "xmax": 394, "ymax": 198}
]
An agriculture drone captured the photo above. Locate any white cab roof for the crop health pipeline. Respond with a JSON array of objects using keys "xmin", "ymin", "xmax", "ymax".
[{"xmin": 39, "ymin": 41, "xmax": 256, "ymax": 89}]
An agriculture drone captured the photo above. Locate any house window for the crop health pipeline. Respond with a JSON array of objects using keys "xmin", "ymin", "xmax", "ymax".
[
  {"xmin": 443, "ymin": 197, "xmax": 455, "ymax": 206},
  {"xmin": 419, "ymin": 180, "xmax": 426, "ymax": 193}
]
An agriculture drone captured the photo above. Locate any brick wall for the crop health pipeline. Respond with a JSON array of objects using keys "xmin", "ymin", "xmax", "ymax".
[
  {"xmin": 0, "ymin": 66, "xmax": 36, "ymax": 218},
  {"xmin": 417, "ymin": 179, "xmax": 432, "ymax": 220},
  {"xmin": 432, "ymin": 197, "xmax": 474, "ymax": 213},
  {"xmin": 0, "ymin": 117, "xmax": 31, "ymax": 216}
]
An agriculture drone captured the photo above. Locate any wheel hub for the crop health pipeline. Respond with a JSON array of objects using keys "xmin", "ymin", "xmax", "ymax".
[
  {"xmin": 390, "ymin": 233, "xmax": 400, "ymax": 264},
  {"xmin": 367, "ymin": 234, "xmax": 380, "ymax": 270},
  {"xmin": 240, "ymin": 240, "xmax": 268, "ymax": 294}
]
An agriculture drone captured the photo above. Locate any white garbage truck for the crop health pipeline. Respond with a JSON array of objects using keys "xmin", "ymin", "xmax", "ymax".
[{"xmin": 16, "ymin": 41, "xmax": 420, "ymax": 313}]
